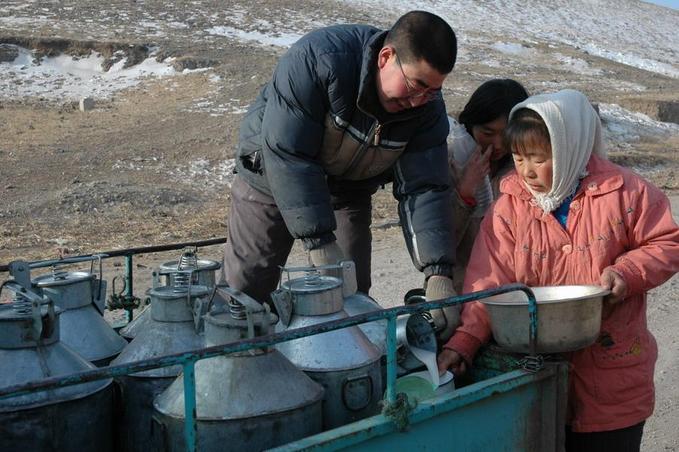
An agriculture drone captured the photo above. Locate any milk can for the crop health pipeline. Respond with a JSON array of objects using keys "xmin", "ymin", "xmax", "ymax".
[
  {"xmin": 111, "ymin": 274, "xmax": 210, "ymax": 452},
  {"xmin": 322, "ymin": 262, "xmax": 437, "ymax": 377},
  {"xmin": 405, "ymin": 287, "xmax": 460, "ymax": 345},
  {"xmin": 32, "ymin": 267, "xmax": 127, "ymax": 366},
  {"xmin": 120, "ymin": 247, "xmax": 220, "ymax": 340},
  {"xmin": 0, "ymin": 261, "xmax": 114, "ymax": 452},
  {"xmin": 395, "ymin": 313, "xmax": 439, "ymax": 377},
  {"xmin": 339, "ymin": 261, "xmax": 388, "ymax": 356},
  {"xmin": 152, "ymin": 286, "xmax": 324, "ymax": 451},
  {"xmin": 272, "ymin": 265, "xmax": 382, "ymax": 429}
]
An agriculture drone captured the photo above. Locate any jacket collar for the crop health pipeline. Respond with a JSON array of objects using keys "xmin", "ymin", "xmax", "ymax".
[{"xmin": 577, "ymin": 155, "xmax": 624, "ymax": 197}]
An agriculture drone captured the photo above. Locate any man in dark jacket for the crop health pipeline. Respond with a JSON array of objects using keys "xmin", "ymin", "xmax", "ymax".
[{"xmin": 223, "ymin": 10, "xmax": 459, "ymax": 327}]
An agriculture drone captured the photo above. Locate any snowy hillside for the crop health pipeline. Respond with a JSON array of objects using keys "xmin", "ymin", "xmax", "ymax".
[{"xmin": 343, "ymin": 0, "xmax": 679, "ymax": 78}]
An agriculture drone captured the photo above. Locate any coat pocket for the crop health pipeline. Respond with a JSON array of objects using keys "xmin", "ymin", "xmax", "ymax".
[{"xmin": 590, "ymin": 333, "xmax": 654, "ymax": 403}]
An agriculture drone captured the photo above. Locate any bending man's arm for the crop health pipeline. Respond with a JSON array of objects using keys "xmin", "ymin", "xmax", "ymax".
[{"xmin": 260, "ymin": 45, "xmax": 336, "ymax": 249}]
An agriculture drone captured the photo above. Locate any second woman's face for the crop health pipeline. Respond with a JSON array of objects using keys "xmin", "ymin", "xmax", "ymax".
[{"xmin": 471, "ymin": 116, "xmax": 508, "ymax": 161}]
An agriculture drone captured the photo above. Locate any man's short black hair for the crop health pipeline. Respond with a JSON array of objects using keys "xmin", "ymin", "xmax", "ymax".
[{"xmin": 384, "ymin": 11, "xmax": 457, "ymax": 74}]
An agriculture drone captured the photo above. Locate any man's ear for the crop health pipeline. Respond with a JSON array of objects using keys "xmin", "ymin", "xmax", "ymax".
[{"xmin": 377, "ymin": 46, "xmax": 394, "ymax": 70}]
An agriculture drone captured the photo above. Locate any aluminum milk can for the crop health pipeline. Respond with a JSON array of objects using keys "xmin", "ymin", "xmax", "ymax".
[
  {"xmin": 120, "ymin": 247, "xmax": 221, "ymax": 340},
  {"xmin": 0, "ymin": 261, "xmax": 114, "ymax": 452},
  {"xmin": 32, "ymin": 269, "xmax": 127, "ymax": 366},
  {"xmin": 272, "ymin": 266, "xmax": 383, "ymax": 429},
  {"xmin": 337, "ymin": 261, "xmax": 388, "ymax": 356},
  {"xmin": 111, "ymin": 276, "xmax": 210, "ymax": 452},
  {"xmin": 152, "ymin": 286, "xmax": 324, "ymax": 451},
  {"xmin": 329, "ymin": 262, "xmax": 438, "ymax": 378}
]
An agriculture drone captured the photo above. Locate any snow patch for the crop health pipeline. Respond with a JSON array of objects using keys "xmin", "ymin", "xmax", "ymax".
[
  {"xmin": 601, "ymin": 103, "xmax": 679, "ymax": 146},
  {"xmin": 491, "ymin": 42, "xmax": 533, "ymax": 56},
  {"xmin": 0, "ymin": 45, "xmax": 204, "ymax": 100},
  {"xmin": 182, "ymin": 97, "xmax": 249, "ymax": 116},
  {"xmin": 553, "ymin": 53, "xmax": 603, "ymax": 76},
  {"xmin": 581, "ymin": 43, "xmax": 679, "ymax": 79},
  {"xmin": 206, "ymin": 25, "xmax": 302, "ymax": 48},
  {"xmin": 170, "ymin": 159, "xmax": 237, "ymax": 189}
]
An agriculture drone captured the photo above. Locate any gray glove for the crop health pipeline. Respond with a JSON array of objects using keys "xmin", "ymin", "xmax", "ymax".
[
  {"xmin": 425, "ymin": 275, "xmax": 460, "ymax": 343},
  {"xmin": 308, "ymin": 241, "xmax": 344, "ymax": 268}
]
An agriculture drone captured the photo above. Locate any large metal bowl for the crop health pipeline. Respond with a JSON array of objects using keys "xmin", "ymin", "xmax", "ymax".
[{"xmin": 480, "ymin": 285, "xmax": 609, "ymax": 354}]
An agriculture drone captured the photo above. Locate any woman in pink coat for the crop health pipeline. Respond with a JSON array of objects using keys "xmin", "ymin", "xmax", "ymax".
[{"xmin": 438, "ymin": 89, "xmax": 679, "ymax": 451}]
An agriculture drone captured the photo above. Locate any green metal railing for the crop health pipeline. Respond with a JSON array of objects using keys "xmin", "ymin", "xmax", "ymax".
[
  {"xmin": 0, "ymin": 237, "xmax": 227, "ymax": 322},
  {"xmin": 0, "ymin": 242, "xmax": 539, "ymax": 452}
]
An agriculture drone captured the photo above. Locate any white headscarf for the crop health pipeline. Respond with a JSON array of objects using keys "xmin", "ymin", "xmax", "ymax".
[{"xmin": 508, "ymin": 89, "xmax": 606, "ymax": 212}]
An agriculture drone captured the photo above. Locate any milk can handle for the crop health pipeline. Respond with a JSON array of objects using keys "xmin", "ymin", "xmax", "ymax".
[
  {"xmin": 278, "ymin": 264, "xmax": 323, "ymax": 287},
  {"xmin": 342, "ymin": 374, "xmax": 374, "ymax": 412}
]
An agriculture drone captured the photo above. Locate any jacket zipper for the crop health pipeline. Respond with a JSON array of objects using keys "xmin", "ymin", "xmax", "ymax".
[
  {"xmin": 342, "ymin": 120, "xmax": 380, "ymax": 176},
  {"xmin": 373, "ymin": 123, "xmax": 382, "ymax": 146}
]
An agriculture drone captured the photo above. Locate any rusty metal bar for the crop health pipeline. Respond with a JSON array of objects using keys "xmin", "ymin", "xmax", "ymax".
[{"xmin": 0, "ymin": 237, "xmax": 227, "ymax": 273}]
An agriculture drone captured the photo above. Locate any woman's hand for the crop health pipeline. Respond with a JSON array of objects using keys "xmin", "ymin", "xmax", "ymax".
[
  {"xmin": 437, "ymin": 348, "xmax": 468, "ymax": 376},
  {"xmin": 600, "ymin": 267, "xmax": 628, "ymax": 318},
  {"xmin": 600, "ymin": 267, "xmax": 628, "ymax": 304},
  {"xmin": 456, "ymin": 144, "xmax": 491, "ymax": 199}
]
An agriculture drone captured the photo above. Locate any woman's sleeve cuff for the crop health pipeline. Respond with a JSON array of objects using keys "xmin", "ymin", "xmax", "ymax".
[{"xmin": 444, "ymin": 331, "xmax": 483, "ymax": 365}]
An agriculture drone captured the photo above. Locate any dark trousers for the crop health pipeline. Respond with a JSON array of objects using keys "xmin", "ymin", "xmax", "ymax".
[
  {"xmin": 565, "ymin": 422, "xmax": 644, "ymax": 452},
  {"xmin": 222, "ymin": 175, "xmax": 373, "ymax": 306}
]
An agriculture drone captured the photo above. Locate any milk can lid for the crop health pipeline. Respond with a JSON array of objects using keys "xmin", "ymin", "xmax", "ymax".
[
  {"xmin": 147, "ymin": 284, "xmax": 210, "ymax": 298},
  {"xmin": 32, "ymin": 271, "xmax": 94, "ymax": 287},
  {"xmin": 281, "ymin": 274, "xmax": 342, "ymax": 294},
  {"xmin": 158, "ymin": 259, "xmax": 221, "ymax": 274}
]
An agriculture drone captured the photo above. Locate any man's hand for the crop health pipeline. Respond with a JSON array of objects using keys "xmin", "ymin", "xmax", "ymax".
[
  {"xmin": 425, "ymin": 275, "xmax": 460, "ymax": 342},
  {"xmin": 437, "ymin": 348, "xmax": 467, "ymax": 376},
  {"xmin": 309, "ymin": 241, "xmax": 344, "ymax": 267},
  {"xmin": 600, "ymin": 267, "xmax": 628, "ymax": 305},
  {"xmin": 425, "ymin": 275, "xmax": 457, "ymax": 301}
]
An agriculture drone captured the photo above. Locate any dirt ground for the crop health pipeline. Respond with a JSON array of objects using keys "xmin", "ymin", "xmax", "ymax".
[{"xmin": 0, "ymin": 1, "xmax": 678, "ymax": 449}]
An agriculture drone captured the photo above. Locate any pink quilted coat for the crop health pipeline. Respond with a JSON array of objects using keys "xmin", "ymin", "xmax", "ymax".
[{"xmin": 446, "ymin": 155, "xmax": 679, "ymax": 432}]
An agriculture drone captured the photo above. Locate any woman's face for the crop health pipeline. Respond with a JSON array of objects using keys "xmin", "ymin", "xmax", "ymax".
[
  {"xmin": 471, "ymin": 116, "xmax": 508, "ymax": 161},
  {"xmin": 512, "ymin": 143, "xmax": 553, "ymax": 193}
]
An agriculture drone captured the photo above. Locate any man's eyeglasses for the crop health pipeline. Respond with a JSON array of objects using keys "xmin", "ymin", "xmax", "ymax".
[{"xmin": 394, "ymin": 52, "xmax": 441, "ymax": 102}]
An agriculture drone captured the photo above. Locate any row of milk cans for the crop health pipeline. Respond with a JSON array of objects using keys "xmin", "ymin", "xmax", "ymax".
[{"xmin": 0, "ymin": 250, "xmax": 435, "ymax": 451}]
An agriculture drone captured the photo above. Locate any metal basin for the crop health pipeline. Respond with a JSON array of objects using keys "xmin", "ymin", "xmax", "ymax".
[{"xmin": 481, "ymin": 285, "xmax": 608, "ymax": 354}]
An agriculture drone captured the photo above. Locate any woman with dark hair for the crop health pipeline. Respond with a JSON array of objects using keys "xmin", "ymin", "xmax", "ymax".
[{"xmin": 448, "ymin": 79, "xmax": 529, "ymax": 292}]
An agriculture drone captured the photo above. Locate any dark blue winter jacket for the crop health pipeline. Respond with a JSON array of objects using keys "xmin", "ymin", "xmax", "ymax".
[{"xmin": 235, "ymin": 24, "xmax": 455, "ymax": 277}]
